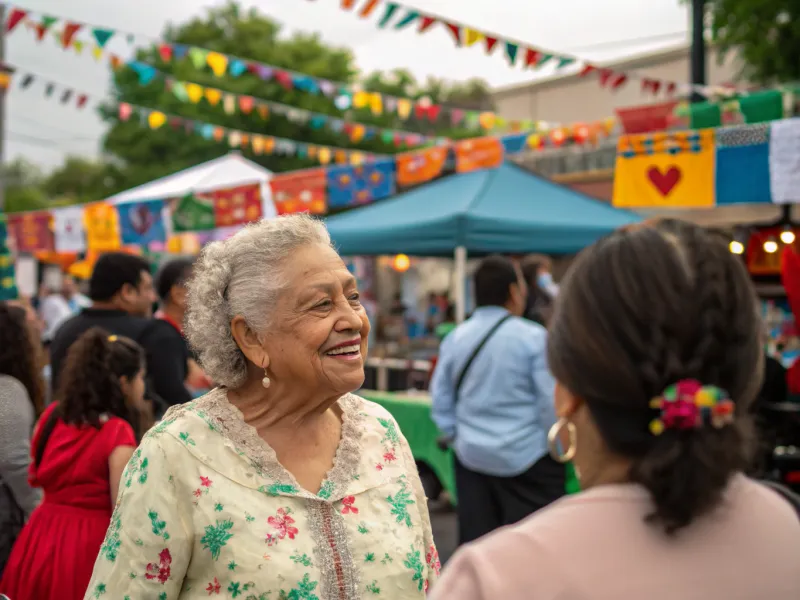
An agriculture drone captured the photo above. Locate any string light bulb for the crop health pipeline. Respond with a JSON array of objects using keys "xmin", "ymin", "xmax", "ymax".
[
  {"xmin": 780, "ymin": 227, "xmax": 796, "ymax": 244},
  {"xmin": 392, "ymin": 254, "xmax": 410, "ymax": 272},
  {"xmin": 763, "ymin": 239, "xmax": 779, "ymax": 254},
  {"xmin": 729, "ymin": 240, "xmax": 744, "ymax": 255}
]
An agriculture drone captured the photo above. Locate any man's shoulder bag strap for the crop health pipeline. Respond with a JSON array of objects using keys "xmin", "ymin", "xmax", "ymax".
[{"xmin": 453, "ymin": 314, "xmax": 513, "ymax": 404}]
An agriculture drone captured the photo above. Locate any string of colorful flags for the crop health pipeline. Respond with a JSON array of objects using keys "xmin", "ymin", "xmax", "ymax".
[
  {"xmin": 124, "ymin": 59, "xmax": 439, "ymax": 148},
  {"xmin": 5, "ymin": 63, "xmax": 620, "ymax": 155},
  {"xmin": 7, "ymin": 3, "xmax": 552, "ymax": 133},
  {"xmin": 324, "ymin": 0, "xmax": 736, "ymax": 99}
]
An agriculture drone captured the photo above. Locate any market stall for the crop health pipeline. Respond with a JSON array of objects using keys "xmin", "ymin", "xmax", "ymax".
[{"xmin": 326, "ymin": 161, "xmax": 640, "ymax": 321}]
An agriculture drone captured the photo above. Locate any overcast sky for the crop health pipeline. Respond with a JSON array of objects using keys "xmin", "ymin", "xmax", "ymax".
[{"xmin": 6, "ymin": 0, "xmax": 690, "ymax": 171}]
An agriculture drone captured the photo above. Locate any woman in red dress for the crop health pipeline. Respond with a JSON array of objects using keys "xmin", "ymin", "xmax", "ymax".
[{"xmin": 0, "ymin": 328, "xmax": 147, "ymax": 600}]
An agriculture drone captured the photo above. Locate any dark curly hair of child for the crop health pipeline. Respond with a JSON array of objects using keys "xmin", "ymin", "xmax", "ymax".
[
  {"xmin": 547, "ymin": 218, "xmax": 763, "ymax": 534},
  {"xmin": 35, "ymin": 327, "xmax": 145, "ymax": 465},
  {"xmin": 0, "ymin": 301, "xmax": 44, "ymax": 417}
]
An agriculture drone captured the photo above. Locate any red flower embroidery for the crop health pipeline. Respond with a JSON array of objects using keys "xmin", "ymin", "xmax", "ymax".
[
  {"xmin": 193, "ymin": 488, "xmax": 203, "ymax": 498},
  {"xmin": 206, "ymin": 576, "xmax": 221, "ymax": 595},
  {"xmin": 426, "ymin": 546, "xmax": 441, "ymax": 576},
  {"xmin": 375, "ymin": 463, "xmax": 384, "ymax": 471},
  {"xmin": 145, "ymin": 548, "xmax": 172, "ymax": 584},
  {"xmin": 266, "ymin": 507, "xmax": 298, "ymax": 546},
  {"xmin": 341, "ymin": 496, "xmax": 358, "ymax": 515},
  {"xmin": 200, "ymin": 476, "xmax": 213, "ymax": 487},
  {"xmin": 424, "ymin": 580, "xmax": 429, "ymax": 592},
  {"xmin": 383, "ymin": 450, "xmax": 397, "ymax": 463}
]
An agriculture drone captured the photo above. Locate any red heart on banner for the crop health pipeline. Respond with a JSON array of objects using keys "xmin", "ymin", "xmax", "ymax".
[{"xmin": 647, "ymin": 165, "xmax": 681, "ymax": 196}]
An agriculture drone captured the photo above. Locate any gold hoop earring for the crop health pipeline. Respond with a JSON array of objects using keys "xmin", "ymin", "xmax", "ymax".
[{"xmin": 547, "ymin": 417, "xmax": 577, "ymax": 464}]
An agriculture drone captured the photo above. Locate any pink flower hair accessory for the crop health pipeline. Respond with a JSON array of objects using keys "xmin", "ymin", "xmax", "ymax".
[{"xmin": 648, "ymin": 379, "xmax": 735, "ymax": 436}]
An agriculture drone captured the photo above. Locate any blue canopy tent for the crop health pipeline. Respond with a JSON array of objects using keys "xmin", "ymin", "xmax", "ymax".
[{"xmin": 325, "ymin": 162, "xmax": 639, "ymax": 320}]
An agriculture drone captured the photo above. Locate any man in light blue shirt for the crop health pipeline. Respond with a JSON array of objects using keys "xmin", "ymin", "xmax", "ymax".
[{"xmin": 431, "ymin": 255, "xmax": 564, "ymax": 544}]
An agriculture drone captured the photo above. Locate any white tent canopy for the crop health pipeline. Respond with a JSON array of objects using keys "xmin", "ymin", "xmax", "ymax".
[{"xmin": 107, "ymin": 152, "xmax": 276, "ymax": 218}]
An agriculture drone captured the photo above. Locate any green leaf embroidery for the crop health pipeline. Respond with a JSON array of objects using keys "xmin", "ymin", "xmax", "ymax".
[
  {"xmin": 201, "ymin": 519, "xmax": 234, "ymax": 560},
  {"xmin": 278, "ymin": 573, "xmax": 319, "ymax": 600},
  {"xmin": 386, "ymin": 477, "xmax": 415, "ymax": 527},
  {"xmin": 148, "ymin": 510, "xmax": 170, "ymax": 540},
  {"xmin": 357, "ymin": 522, "xmax": 369, "ymax": 534},
  {"xmin": 91, "ymin": 583, "xmax": 107, "ymax": 598},
  {"xmin": 159, "ymin": 593, "xmax": 167, "ymax": 600},
  {"xmin": 404, "ymin": 546, "xmax": 425, "ymax": 592},
  {"xmin": 229, "ymin": 582, "xmax": 242, "ymax": 598},
  {"xmin": 99, "ymin": 513, "xmax": 122, "ymax": 562},
  {"xmin": 178, "ymin": 431, "xmax": 196, "ymax": 446},
  {"xmin": 214, "ymin": 502, "xmax": 224, "ymax": 512},
  {"xmin": 123, "ymin": 449, "xmax": 149, "ymax": 488},
  {"xmin": 290, "ymin": 552, "xmax": 313, "ymax": 567},
  {"xmin": 377, "ymin": 417, "xmax": 401, "ymax": 445},
  {"xmin": 317, "ymin": 480, "xmax": 334, "ymax": 500},
  {"xmin": 364, "ymin": 552, "xmax": 375, "ymax": 563},
  {"xmin": 245, "ymin": 512, "xmax": 256, "ymax": 523},
  {"xmin": 259, "ymin": 483, "xmax": 300, "ymax": 497},
  {"xmin": 366, "ymin": 580, "xmax": 381, "ymax": 594},
  {"xmin": 228, "ymin": 560, "xmax": 238, "ymax": 571},
  {"xmin": 381, "ymin": 553, "xmax": 393, "ymax": 565}
]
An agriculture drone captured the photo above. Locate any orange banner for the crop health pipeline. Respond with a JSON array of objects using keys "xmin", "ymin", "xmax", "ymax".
[
  {"xmin": 84, "ymin": 202, "xmax": 121, "ymax": 251},
  {"xmin": 454, "ymin": 137, "xmax": 504, "ymax": 173},
  {"xmin": 269, "ymin": 170, "xmax": 327, "ymax": 215},
  {"xmin": 212, "ymin": 184, "xmax": 263, "ymax": 227},
  {"xmin": 396, "ymin": 147, "xmax": 448, "ymax": 186}
]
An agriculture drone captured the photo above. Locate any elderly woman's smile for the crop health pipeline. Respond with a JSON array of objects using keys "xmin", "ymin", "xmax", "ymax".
[{"xmin": 323, "ymin": 338, "xmax": 363, "ymax": 359}]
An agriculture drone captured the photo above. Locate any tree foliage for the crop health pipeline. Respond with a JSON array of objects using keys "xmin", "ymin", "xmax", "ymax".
[
  {"xmin": 706, "ymin": 0, "xmax": 800, "ymax": 84},
  {"xmin": 99, "ymin": 1, "xmax": 493, "ymax": 191}
]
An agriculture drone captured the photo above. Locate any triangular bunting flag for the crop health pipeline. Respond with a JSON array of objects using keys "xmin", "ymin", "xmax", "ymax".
[
  {"xmin": 60, "ymin": 89, "xmax": 73, "ymax": 104},
  {"xmin": 341, "ymin": 0, "xmax": 356, "ymax": 8},
  {"xmin": 611, "ymin": 74, "xmax": 628, "ymax": 90},
  {"xmin": 72, "ymin": 40, "xmax": 84, "ymax": 54},
  {"xmin": 598, "ymin": 68, "xmax": 614, "ymax": 86},
  {"xmin": 44, "ymin": 83, "xmax": 54, "ymax": 97},
  {"xmin": 445, "ymin": 22, "xmax": 462, "ymax": 46},
  {"xmin": 92, "ymin": 28, "xmax": 114, "ymax": 48},
  {"xmin": 525, "ymin": 49, "xmax": 541, "ymax": 67},
  {"xmin": 158, "ymin": 44, "xmax": 173, "ymax": 62},
  {"xmin": 505, "ymin": 42, "xmax": 519, "ymax": 65},
  {"xmin": 484, "ymin": 37, "xmax": 498, "ymax": 53},
  {"xmin": 20, "ymin": 74, "xmax": 34, "ymax": 89},
  {"xmin": 92, "ymin": 45, "xmax": 103, "ymax": 61},
  {"xmin": 62, "ymin": 23, "xmax": 82, "ymax": 49},
  {"xmin": 378, "ymin": 3, "xmax": 399, "ymax": 28},
  {"xmin": 464, "ymin": 29, "xmax": 483, "ymax": 47},
  {"xmin": 188, "ymin": 47, "xmax": 209, "ymax": 70},
  {"xmin": 394, "ymin": 10, "xmax": 419, "ymax": 29},
  {"xmin": 77, "ymin": 94, "xmax": 88, "ymax": 108},
  {"xmin": 109, "ymin": 54, "xmax": 123, "ymax": 70},
  {"xmin": 35, "ymin": 16, "xmax": 58, "ymax": 41},
  {"xmin": 206, "ymin": 52, "xmax": 228, "ymax": 77},
  {"xmin": 579, "ymin": 64, "xmax": 596, "ymax": 77},
  {"xmin": 557, "ymin": 56, "xmax": 576, "ymax": 69},
  {"xmin": 359, "ymin": 0, "xmax": 380, "ymax": 18},
  {"xmin": 5, "ymin": 8, "xmax": 28, "ymax": 33},
  {"xmin": 537, "ymin": 54, "xmax": 553, "ymax": 67},
  {"xmin": 418, "ymin": 16, "xmax": 436, "ymax": 33}
]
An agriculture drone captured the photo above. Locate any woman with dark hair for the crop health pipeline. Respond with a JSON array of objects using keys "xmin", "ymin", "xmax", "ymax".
[
  {"xmin": 520, "ymin": 256, "xmax": 554, "ymax": 327},
  {"xmin": 0, "ymin": 328, "xmax": 147, "ymax": 600},
  {"xmin": 432, "ymin": 219, "xmax": 800, "ymax": 599},
  {"xmin": 0, "ymin": 303, "xmax": 44, "ymax": 576}
]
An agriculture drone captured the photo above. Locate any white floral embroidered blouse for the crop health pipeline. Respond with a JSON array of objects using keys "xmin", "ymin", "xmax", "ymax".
[{"xmin": 84, "ymin": 389, "xmax": 440, "ymax": 600}]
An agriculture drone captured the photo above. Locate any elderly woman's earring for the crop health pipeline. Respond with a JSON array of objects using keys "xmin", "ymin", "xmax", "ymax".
[
  {"xmin": 547, "ymin": 417, "xmax": 577, "ymax": 463},
  {"xmin": 261, "ymin": 367, "xmax": 271, "ymax": 389}
]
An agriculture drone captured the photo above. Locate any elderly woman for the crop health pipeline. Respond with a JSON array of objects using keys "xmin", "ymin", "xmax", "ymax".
[{"xmin": 84, "ymin": 215, "xmax": 439, "ymax": 599}]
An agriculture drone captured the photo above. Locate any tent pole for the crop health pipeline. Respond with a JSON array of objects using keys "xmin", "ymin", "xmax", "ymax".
[{"xmin": 454, "ymin": 246, "xmax": 467, "ymax": 323}]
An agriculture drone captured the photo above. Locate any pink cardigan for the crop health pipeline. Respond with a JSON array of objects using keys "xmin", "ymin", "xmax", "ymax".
[{"xmin": 431, "ymin": 475, "xmax": 800, "ymax": 600}]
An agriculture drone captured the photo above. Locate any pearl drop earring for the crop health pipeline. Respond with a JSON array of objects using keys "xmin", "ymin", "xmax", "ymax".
[{"xmin": 262, "ymin": 366, "xmax": 271, "ymax": 389}]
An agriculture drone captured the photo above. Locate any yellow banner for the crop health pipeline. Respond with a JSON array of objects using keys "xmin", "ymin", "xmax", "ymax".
[
  {"xmin": 612, "ymin": 129, "xmax": 715, "ymax": 208},
  {"xmin": 84, "ymin": 202, "xmax": 121, "ymax": 251}
]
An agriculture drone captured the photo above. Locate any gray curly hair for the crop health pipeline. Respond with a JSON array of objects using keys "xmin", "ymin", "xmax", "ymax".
[{"xmin": 185, "ymin": 214, "xmax": 332, "ymax": 388}]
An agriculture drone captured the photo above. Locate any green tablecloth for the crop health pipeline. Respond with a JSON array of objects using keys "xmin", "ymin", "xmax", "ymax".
[{"xmin": 360, "ymin": 390, "xmax": 580, "ymax": 501}]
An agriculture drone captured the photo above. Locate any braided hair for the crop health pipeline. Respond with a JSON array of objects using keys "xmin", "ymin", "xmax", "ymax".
[{"xmin": 547, "ymin": 219, "xmax": 762, "ymax": 534}]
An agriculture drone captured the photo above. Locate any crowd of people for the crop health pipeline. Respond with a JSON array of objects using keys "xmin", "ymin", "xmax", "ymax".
[{"xmin": 0, "ymin": 214, "xmax": 798, "ymax": 599}]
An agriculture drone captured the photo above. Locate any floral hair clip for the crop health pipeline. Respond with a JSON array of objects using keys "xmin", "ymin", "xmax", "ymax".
[{"xmin": 649, "ymin": 379, "xmax": 735, "ymax": 436}]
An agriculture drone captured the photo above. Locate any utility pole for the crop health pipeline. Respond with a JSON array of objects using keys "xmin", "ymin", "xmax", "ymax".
[
  {"xmin": 690, "ymin": 0, "xmax": 707, "ymax": 103},
  {"xmin": 0, "ymin": 4, "xmax": 6, "ymax": 213}
]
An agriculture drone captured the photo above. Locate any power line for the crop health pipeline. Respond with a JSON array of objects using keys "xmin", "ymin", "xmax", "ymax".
[
  {"xmin": 564, "ymin": 31, "xmax": 687, "ymax": 53},
  {"xmin": 12, "ymin": 114, "xmax": 100, "ymax": 141},
  {"xmin": 7, "ymin": 129, "xmax": 97, "ymax": 149}
]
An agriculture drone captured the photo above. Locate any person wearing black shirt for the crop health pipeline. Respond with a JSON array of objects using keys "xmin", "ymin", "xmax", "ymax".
[
  {"xmin": 151, "ymin": 258, "xmax": 197, "ymax": 406},
  {"xmin": 49, "ymin": 253, "xmax": 190, "ymax": 417}
]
